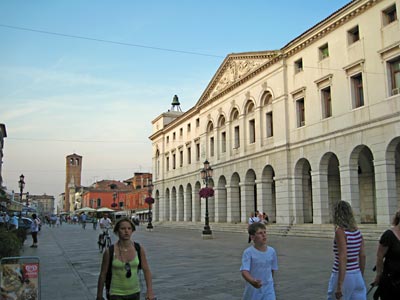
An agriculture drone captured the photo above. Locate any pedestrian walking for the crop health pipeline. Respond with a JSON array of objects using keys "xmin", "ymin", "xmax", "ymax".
[
  {"xmin": 240, "ymin": 222, "xmax": 278, "ymax": 300},
  {"xmin": 93, "ymin": 216, "xmax": 98, "ymax": 230},
  {"xmin": 327, "ymin": 200, "xmax": 366, "ymax": 300},
  {"xmin": 372, "ymin": 209, "xmax": 400, "ymax": 300},
  {"xmin": 81, "ymin": 212, "xmax": 87, "ymax": 229},
  {"xmin": 30, "ymin": 213, "xmax": 40, "ymax": 248},
  {"xmin": 248, "ymin": 212, "xmax": 260, "ymax": 243},
  {"xmin": 96, "ymin": 217, "xmax": 155, "ymax": 300}
]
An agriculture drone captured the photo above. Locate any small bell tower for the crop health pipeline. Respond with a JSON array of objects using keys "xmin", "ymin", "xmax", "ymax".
[{"xmin": 170, "ymin": 95, "xmax": 182, "ymax": 112}]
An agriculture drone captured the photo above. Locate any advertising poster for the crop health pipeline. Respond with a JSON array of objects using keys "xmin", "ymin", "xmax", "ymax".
[{"xmin": 0, "ymin": 262, "xmax": 39, "ymax": 300}]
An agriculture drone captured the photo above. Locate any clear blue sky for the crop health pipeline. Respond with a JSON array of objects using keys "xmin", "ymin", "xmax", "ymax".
[{"xmin": 0, "ymin": 0, "xmax": 350, "ymax": 198}]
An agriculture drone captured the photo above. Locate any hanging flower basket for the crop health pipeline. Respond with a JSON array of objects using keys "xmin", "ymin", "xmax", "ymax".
[
  {"xmin": 145, "ymin": 197, "xmax": 155, "ymax": 204},
  {"xmin": 111, "ymin": 202, "xmax": 118, "ymax": 208},
  {"xmin": 199, "ymin": 187, "xmax": 214, "ymax": 198}
]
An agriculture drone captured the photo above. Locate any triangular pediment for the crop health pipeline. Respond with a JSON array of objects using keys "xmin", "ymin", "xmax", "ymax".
[{"xmin": 197, "ymin": 51, "xmax": 280, "ymax": 106}]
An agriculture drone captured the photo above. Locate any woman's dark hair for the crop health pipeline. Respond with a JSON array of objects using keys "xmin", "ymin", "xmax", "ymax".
[
  {"xmin": 113, "ymin": 217, "xmax": 135, "ymax": 234},
  {"xmin": 393, "ymin": 210, "xmax": 400, "ymax": 226}
]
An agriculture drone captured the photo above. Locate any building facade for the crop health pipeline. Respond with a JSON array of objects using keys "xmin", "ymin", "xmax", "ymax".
[{"xmin": 150, "ymin": 0, "xmax": 400, "ymax": 226}]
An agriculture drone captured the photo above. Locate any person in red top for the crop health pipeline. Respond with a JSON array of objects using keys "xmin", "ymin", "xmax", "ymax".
[{"xmin": 327, "ymin": 201, "xmax": 366, "ymax": 300}]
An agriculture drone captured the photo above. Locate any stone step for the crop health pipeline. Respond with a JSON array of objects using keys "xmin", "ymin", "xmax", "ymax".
[{"xmin": 154, "ymin": 221, "xmax": 388, "ymax": 241}]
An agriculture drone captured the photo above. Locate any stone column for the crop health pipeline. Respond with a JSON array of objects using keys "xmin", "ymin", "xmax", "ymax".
[
  {"xmin": 339, "ymin": 164, "xmax": 361, "ymax": 222},
  {"xmin": 374, "ymin": 159, "xmax": 397, "ymax": 225},
  {"xmin": 311, "ymin": 170, "xmax": 329, "ymax": 224},
  {"xmin": 214, "ymin": 186, "xmax": 227, "ymax": 222},
  {"xmin": 192, "ymin": 189, "xmax": 201, "ymax": 222},
  {"xmin": 240, "ymin": 182, "xmax": 255, "ymax": 223},
  {"xmin": 226, "ymin": 184, "xmax": 241, "ymax": 223},
  {"xmin": 274, "ymin": 175, "xmax": 292, "ymax": 224}
]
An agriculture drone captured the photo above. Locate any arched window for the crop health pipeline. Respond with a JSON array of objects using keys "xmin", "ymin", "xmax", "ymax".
[{"xmin": 261, "ymin": 91, "xmax": 274, "ymax": 138}]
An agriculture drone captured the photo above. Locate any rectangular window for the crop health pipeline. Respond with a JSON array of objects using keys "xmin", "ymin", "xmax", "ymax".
[
  {"xmin": 383, "ymin": 4, "xmax": 397, "ymax": 26},
  {"xmin": 389, "ymin": 57, "xmax": 400, "ymax": 96},
  {"xmin": 166, "ymin": 157, "xmax": 170, "ymax": 171},
  {"xmin": 210, "ymin": 137, "xmax": 214, "ymax": 157},
  {"xmin": 187, "ymin": 123, "xmax": 191, "ymax": 132},
  {"xmin": 295, "ymin": 58, "xmax": 303, "ymax": 73},
  {"xmin": 97, "ymin": 198, "xmax": 101, "ymax": 208},
  {"xmin": 172, "ymin": 154, "xmax": 176, "ymax": 169},
  {"xmin": 179, "ymin": 150, "xmax": 183, "ymax": 167},
  {"xmin": 234, "ymin": 126, "xmax": 240, "ymax": 148},
  {"xmin": 319, "ymin": 44, "xmax": 329, "ymax": 60},
  {"xmin": 196, "ymin": 118, "xmax": 200, "ymax": 127},
  {"xmin": 347, "ymin": 25, "xmax": 360, "ymax": 45},
  {"xmin": 196, "ymin": 143, "xmax": 200, "ymax": 161},
  {"xmin": 321, "ymin": 86, "xmax": 332, "ymax": 118},
  {"xmin": 351, "ymin": 73, "xmax": 364, "ymax": 108},
  {"xmin": 187, "ymin": 147, "xmax": 191, "ymax": 164},
  {"xmin": 296, "ymin": 98, "xmax": 305, "ymax": 127},
  {"xmin": 166, "ymin": 136, "xmax": 169, "ymax": 143},
  {"xmin": 266, "ymin": 112, "xmax": 273, "ymax": 137},
  {"xmin": 249, "ymin": 119, "xmax": 255, "ymax": 144},
  {"xmin": 173, "ymin": 132, "xmax": 176, "ymax": 140},
  {"xmin": 180, "ymin": 128, "xmax": 183, "ymax": 136},
  {"xmin": 221, "ymin": 131, "xmax": 226, "ymax": 153}
]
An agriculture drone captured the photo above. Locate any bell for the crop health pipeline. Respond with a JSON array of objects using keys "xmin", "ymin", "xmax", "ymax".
[{"xmin": 171, "ymin": 95, "xmax": 180, "ymax": 106}]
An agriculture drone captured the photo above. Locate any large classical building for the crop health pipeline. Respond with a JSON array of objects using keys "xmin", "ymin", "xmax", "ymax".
[{"xmin": 149, "ymin": 0, "xmax": 400, "ymax": 226}]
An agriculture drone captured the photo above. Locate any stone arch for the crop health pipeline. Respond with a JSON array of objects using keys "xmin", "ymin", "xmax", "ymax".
[
  {"xmin": 165, "ymin": 188, "xmax": 170, "ymax": 221},
  {"xmin": 294, "ymin": 158, "xmax": 313, "ymax": 223},
  {"xmin": 230, "ymin": 107, "xmax": 240, "ymax": 122},
  {"xmin": 177, "ymin": 185, "xmax": 184, "ymax": 221},
  {"xmin": 228, "ymin": 172, "xmax": 241, "ymax": 222},
  {"xmin": 154, "ymin": 189, "xmax": 160, "ymax": 221},
  {"xmin": 171, "ymin": 186, "xmax": 177, "ymax": 221},
  {"xmin": 194, "ymin": 181, "xmax": 202, "ymax": 222},
  {"xmin": 260, "ymin": 90, "xmax": 273, "ymax": 106},
  {"xmin": 261, "ymin": 165, "xmax": 276, "ymax": 223},
  {"xmin": 319, "ymin": 152, "xmax": 341, "ymax": 223},
  {"xmin": 349, "ymin": 145, "xmax": 376, "ymax": 223},
  {"xmin": 385, "ymin": 137, "xmax": 400, "ymax": 212},
  {"xmin": 218, "ymin": 114, "xmax": 226, "ymax": 127},
  {"xmin": 244, "ymin": 99, "xmax": 255, "ymax": 114},
  {"xmin": 216, "ymin": 175, "xmax": 227, "ymax": 222},
  {"xmin": 185, "ymin": 183, "xmax": 193, "ymax": 221}
]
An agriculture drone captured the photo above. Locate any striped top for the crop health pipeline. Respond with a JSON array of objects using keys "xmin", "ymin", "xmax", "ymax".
[{"xmin": 332, "ymin": 229, "xmax": 363, "ymax": 272}]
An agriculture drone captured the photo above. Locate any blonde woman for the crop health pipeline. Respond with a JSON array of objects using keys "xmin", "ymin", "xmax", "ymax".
[{"xmin": 327, "ymin": 201, "xmax": 366, "ymax": 300}]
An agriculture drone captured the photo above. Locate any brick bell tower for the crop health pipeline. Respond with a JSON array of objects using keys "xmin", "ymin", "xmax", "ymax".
[{"xmin": 65, "ymin": 153, "xmax": 82, "ymax": 212}]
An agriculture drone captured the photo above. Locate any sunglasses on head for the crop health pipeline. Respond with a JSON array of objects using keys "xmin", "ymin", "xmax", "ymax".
[{"xmin": 124, "ymin": 262, "xmax": 131, "ymax": 278}]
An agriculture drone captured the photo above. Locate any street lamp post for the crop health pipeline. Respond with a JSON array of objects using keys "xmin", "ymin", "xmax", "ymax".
[
  {"xmin": 18, "ymin": 174, "xmax": 25, "ymax": 216},
  {"xmin": 200, "ymin": 160, "xmax": 213, "ymax": 237},
  {"xmin": 145, "ymin": 181, "xmax": 154, "ymax": 231},
  {"xmin": 26, "ymin": 192, "xmax": 29, "ymax": 206}
]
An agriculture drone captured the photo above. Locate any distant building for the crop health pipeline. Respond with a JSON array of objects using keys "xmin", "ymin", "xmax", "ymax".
[
  {"xmin": 29, "ymin": 194, "xmax": 55, "ymax": 216},
  {"xmin": 81, "ymin": 174, "xmax": 153, "ymax": 218},
  {"xmin": 81, "ymin": 180, "xmax": 131, "ymax": 210},
  {"xmin": 150, "ymin": 0, "xmax": 400, "ymax": 225}
]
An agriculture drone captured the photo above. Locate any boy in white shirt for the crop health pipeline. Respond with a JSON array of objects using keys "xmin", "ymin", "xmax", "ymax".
[{"xmin": 240, "ymin": 222, "xmax": 278, "ymax": 300}]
